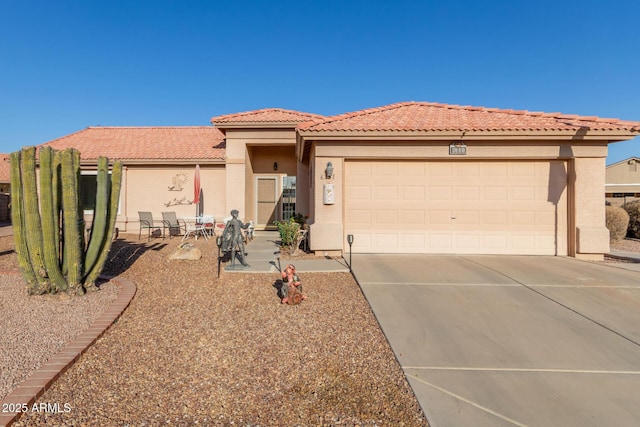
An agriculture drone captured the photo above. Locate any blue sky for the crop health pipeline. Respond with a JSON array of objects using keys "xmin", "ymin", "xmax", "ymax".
[{"xmin": 1, "ymin": 0, "xmax": 638, "ymax": 164}]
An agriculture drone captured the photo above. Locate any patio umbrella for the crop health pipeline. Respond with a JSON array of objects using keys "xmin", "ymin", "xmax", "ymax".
[{"xmin": 193, "ymin": 164, "xmax": 201, "ymax": 216}]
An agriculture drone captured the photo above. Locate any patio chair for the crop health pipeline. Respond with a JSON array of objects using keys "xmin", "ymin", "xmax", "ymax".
[
  {"xmin": 197, "ymin": 214, "xmax": 215, "ymax": 238},
  {"xmin": 138, "ymin": 211, "xmax": 164, "ymax": 241},
  {"xmin": 161, "ymin": 211, "xmax": 187, "ymax": 239}
]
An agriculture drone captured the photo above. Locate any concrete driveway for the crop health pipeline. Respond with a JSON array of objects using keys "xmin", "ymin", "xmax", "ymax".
[{"xmin": 351, "ymin": 254, "xmax": 640, "ymax": 427}]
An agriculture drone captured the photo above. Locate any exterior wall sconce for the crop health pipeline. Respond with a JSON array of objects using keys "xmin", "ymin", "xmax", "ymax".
[
  {"xmin": 273, "ymin": 162, "xmax": 278, "ymax": 171},
  {"xmin": 325, "ymin": 161, "xmax": 334, "ymax": 179}
]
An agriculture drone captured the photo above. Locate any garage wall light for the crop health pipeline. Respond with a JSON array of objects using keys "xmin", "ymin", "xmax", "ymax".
[{"xmin": 325, "ymin": 161, "xmax": 334, "ymax": 179}]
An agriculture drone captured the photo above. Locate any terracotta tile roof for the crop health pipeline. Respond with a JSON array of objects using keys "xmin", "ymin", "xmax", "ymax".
[
  {"xmin": 0, "ymin": 154, "xmax": 9, "ymax": 183},
  {"xmin": 39, "ymin": 127, "xmax": 225, "ymax": 162},
  {"xmin": 297, "ymin": 101, "xmax": 640, "ymax": 133},
  {"xmin": 211, "ymin": 108, "xmax": 324, "ymax": 126}
]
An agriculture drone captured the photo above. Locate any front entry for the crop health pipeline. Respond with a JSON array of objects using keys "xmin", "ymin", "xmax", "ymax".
[{"xmin": 256, "ymin": 176, "xmax": 278, "ymax": 226}]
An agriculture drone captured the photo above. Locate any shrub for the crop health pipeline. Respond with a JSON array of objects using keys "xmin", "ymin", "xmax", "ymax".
[
  {"xmin": 274, "ymin": 217, "xmax": 308, "ymax": 255},
  {"xmin": 606, "ymin": 206, "xmax": 629, "ymax": 242},
  {"xmin": 623, "ymin": 200, "xmax": 640, "ymax": 239},
  {"xmin": 274, "ymin": 217, "xmax": 300, "ymax": 246}
]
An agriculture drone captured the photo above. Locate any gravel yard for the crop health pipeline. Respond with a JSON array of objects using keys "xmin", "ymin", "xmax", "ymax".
[
  {"xmin": 1, "ymin": 234, "xmax": 427, "ymax": 426},
  {"xmin": 3, "ymin": 229, "xmax": 638, "ymax": 426}
]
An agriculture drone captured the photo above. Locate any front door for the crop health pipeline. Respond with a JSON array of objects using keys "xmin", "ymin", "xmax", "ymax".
[{"xmin": 256, "ymin": 176, "xmax": 278, "ymax": 226}]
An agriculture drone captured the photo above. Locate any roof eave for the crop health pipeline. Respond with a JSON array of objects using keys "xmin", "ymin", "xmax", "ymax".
[
  {"xmin": 212, "ymin": 122, "xmax": 303, "ymax": 130},
  {"xmin": 74, "ymin": 158, "xmax": 226, "ymax": 166},
  {"xmin": 297, "ymin": 129, "xmax": 640, "ymax": 141}
]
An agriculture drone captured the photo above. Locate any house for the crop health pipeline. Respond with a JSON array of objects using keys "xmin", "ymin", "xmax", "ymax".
[
  {"xmin": 606, "ymin": 157, "xmax": 640, "ymax": 206},
  {"xmin": 38, "ymin": 101, "xmax": 640, "ymax": 260},
  {"xmin": 0, "ymin": 154, "xmax": 10, "ymax": 221},
  {"xmin": 0, "ymin": 154, "xmax": 9, "ymax": 194}
]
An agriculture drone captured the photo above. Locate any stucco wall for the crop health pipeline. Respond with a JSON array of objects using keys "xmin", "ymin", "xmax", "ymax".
[{"xmin": 117, "ymin": 165, "xmax": 226, "ymax": 234}]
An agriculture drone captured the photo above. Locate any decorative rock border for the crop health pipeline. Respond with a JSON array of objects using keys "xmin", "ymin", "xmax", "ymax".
[{"xmin": 0, "ymin": 277, "xmax": 136, "ymax": 427}]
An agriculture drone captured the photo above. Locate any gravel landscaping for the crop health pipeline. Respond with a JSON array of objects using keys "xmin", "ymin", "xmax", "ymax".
[
  {"xmin": 3, "ymin": 229, "xmax": 639, "ymax": 426},
  {"xmin": 1, "ymin": 234, "xmax": 427, "ymax": 426}
]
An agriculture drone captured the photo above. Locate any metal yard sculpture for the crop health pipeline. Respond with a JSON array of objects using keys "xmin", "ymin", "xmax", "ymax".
[{"xmin": 11, "ymin": 146, "xmax": 122, "ymax": 295}]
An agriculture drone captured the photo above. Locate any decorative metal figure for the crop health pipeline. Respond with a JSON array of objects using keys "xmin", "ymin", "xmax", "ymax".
[{"xmin": 220, "ymin": 209, "xmax": 251, "ymax": 269}]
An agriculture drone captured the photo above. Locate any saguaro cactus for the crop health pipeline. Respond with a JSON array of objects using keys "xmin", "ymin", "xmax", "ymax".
[{"xmin": 10, "ymin": 147, "xmax": 122, "ymax": 295}]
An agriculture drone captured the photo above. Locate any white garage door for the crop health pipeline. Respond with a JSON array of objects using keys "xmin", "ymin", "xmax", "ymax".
[{"xmin": 345, "ymin": 160, "xmax": 568, "ymax": 255}]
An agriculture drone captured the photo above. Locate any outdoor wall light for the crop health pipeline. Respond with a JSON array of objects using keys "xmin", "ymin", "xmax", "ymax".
[
  {"xmin": 273, "ymin": 162, "xmax": 278, "ymax": 171},
  {"xmin": 325, "ymin": 161, "xmax": 334, "ymax": 179}
]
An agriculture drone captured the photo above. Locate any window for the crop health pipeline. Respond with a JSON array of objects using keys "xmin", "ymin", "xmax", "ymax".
[
  {"xmin": 282, "ymin": 176, "xmax": 296, "ymax": 221},
  {"xmin": 80, "ymin": 173, "xmax": 98, "ymax": 212},
  {"xmin": 80, "ymin": 171, "xmax": 120, "ymax": 214}
]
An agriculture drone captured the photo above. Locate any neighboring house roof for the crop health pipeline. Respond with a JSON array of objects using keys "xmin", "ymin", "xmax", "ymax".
[
  {"xmin": 211, "ymin": 108, "xmax": 324, "ymax": 128},
  {"xmin": 607, "ymin": 156, "xmax": 640, "ymax": 168},
  {"xmin": 297, "ymin": 101, "xmax": 640, "ymax": 139},
  {"xmin": 605, "ymin": 157, "xmax": 640, "ymax": 193},
  {"xmin": 40, "ymin": 127, "xmax": 226, "ymax": 163},
  {"xmin": 0, "ymin": 154, "xmax": 9, "ymax": 183}
]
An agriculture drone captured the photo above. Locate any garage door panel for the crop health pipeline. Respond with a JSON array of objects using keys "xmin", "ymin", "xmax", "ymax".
[
  {"xmin": 375, "ymin": 210, "xmax": 398, "ymax": 225},
  {"xmin": 456, "ymin": 186, "xmax": 480, "ymax": 200},
  {"xmin": 375, "ymin": 186, "xmax": 398, "ymax": 200},
  {"xmin": 348, "ymin": 185, "xmax": 371, "ymax": 199},
  {"xmin": 429, "ymin": 234, "xmax": 453, "ymax": 251},
  {"xmin": 402, "ymin": 186, "xmax": 425, "ymax": 200},
  {"xmin": 402, "ymin": 233, "xmax": 426, "ymax": 248},
  {"xmin": 429, "ymin": 210, "xmax": 453, "ymax": 225},
  {"xmin": 485, "ymin": 186, "xmax": 508, "ymax": 200},
  {"xmin": 347, "ymin": 209, "xmax": 371, "ymax": 224},
  {"xmin": 401, "ymin": 163, "xmax": 426, "ymax": 176},
  {"xmin": 482, "ymin": 234, "xmax": 509, "ymax": 250},
  {"xmin": 401, "ymin": 210, "xmax": 426, "ymax": 225},
  {"xmin": 429, "ymin": 163, "xmax": 454, "ymax": 177},
  {"xmin": 374, "ymin": 163, "xmax": 399, "ymax": 176},
  {"xmin": 345, "ymin": 161, "xmax": 567, "ymax": 255},
  {"xmin": 481, "ymin": 211, "xmax": 508, "ymax": 225},
  {"xmin": 455, "ymin": 211, "xmax": 480, "ymax": 226}
]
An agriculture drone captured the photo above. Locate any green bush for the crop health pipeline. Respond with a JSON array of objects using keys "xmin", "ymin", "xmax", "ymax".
[
  {"xmin": 274, "ymin": 217, "xmax": 300, "ymax": 246},
  {"xmin": 623, "ymin": 200, "xmax": 640, "ymax": 238},
  {"xmin": 606, "ymin": 206, "xmax": 629, "ymax": 242}
]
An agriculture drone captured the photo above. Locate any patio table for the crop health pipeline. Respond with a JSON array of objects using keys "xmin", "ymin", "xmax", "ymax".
[{"xmin": 179, "ymin": 215, "xmax": 214, "ymax": 241}]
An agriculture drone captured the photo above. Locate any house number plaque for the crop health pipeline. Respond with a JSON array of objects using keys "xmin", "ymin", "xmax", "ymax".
[{"xmin": 449, "ymin": 142, "xmax": 467, "ymax": 155}]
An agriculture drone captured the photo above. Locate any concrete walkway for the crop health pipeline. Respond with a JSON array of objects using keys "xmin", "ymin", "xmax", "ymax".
[
  {"xmin": 224, "ymin": 230, "xmax": 349, "ymax": 273},
  {"xmin": 352, "ymin": 254, "xmax": 640, "ymax": 427}
]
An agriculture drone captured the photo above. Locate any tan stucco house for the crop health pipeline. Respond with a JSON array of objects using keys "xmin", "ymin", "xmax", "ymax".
[
  {"xmin": 606, "ymin": 157, "xmax": 640, "ymax": 206},
  {"xmin": 38, "ymin": 101, "xmax": 640, "ymax": 260}
]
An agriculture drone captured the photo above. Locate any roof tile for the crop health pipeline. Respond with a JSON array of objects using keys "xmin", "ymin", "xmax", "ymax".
[
  {"xmin": 211, "ymin": 108, "xmax": 324, "ymax": 125},
  {"xmin": 39, "ymin": 127, "xmax": 225, "ymax": 161},
  {"xmin": 298, "ymin": 101, "xmax": 640, "ymax": 133}
]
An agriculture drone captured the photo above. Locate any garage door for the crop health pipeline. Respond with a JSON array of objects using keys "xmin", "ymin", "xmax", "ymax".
[{"xmin": 345, "ymin": 160, "xmax": 568, "ymax": 255}]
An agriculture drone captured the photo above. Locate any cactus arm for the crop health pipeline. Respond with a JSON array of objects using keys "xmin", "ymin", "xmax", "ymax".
[
  {"xmin": 85, "ymin": 161, "xmax": 122, "ymax": 287},
  {"xmin": 61, "ymin": 149, "xmax": 83, "ymax": 294},
  {"xmin": 73, "ymin": 149, "xmax": 86, "ymax": 254},
  {"xmin": 83, "ymin": 157, "xmax": 109, "ymax": 280},
  {"xmin": 39, "ymin": 147, "xmax": 68, "ymax": 292},
  {"xmin": 10, "ymin": 150, "xmax": 38, "ymax": 288},
  {"xmin": 20, "ymin": 147, "xmax": 50, "ymax": 294},
  {"xmin": 52, "ymin": 149, "xmax": 62, "ymax": 264}
]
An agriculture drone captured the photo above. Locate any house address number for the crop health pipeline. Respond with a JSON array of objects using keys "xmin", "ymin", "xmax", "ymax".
[{"xmin": 449, "ymin": 142, "xmax": 467, "ymax": 155}]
